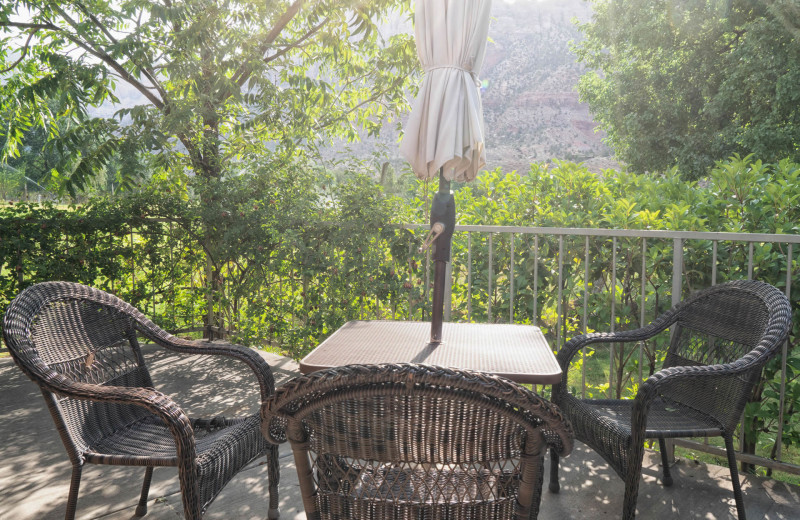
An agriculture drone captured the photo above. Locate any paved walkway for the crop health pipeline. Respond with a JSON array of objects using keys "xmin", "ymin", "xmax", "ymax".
[{"xmin": 1, "ymin": 345, "xmax": 798, "ymax": 519}]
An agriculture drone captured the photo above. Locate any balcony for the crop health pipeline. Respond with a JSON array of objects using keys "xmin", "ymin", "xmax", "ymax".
[
  {"xmin": 1, "ymin": 343, "xmax": 797, "ymax": 519},
  {"xmin": 1, "ymin": 216, "xmax": 799, "ymax": 517}
]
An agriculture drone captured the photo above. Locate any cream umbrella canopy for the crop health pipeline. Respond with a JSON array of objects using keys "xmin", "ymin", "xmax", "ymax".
[
  {"xmin": 400, "ymin": 0, "xmax": 492, "ymax": 182},
  {"xmin": 401, "ymin": 0, "xmax": 492, "ymax": 343}
]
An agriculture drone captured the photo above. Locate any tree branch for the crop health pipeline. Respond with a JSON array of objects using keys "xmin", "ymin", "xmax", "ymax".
[
  {"xmin": 73, "ymin": 1, "xmax": 166, "ymax": 99},
  {"xmin": 312, "ymin": 78, "xmax": 403, "ymax": 134},
  {"xmin": 261, "ymin": 17, "xmax": 329, "ymax": 67},
  {"xmin": 49, "ymin": 4, "xmax": 166, "ymax": 110},
  {"xmin": 232, "ymin": 0, "xmax": 308, "ymax": 87},
  {"xmin": 0, "ymin": 21, "xmax": 58, "ymax": 30},
  {"xmin": 1, "ymin": 30, "xmax": 38, "ymax": 74}
]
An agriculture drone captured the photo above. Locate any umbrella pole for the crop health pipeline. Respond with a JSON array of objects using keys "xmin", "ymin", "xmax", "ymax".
[
  {"xmin": 431, "ymin": 260, "xmax": 447, "ymax": 343},
  {"xmin": 430, "ymin": 168, "xmax": 455, "ymax": 343}
]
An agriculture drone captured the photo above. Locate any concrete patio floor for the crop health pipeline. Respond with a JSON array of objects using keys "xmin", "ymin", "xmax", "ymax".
[{"xmin": 1, "ymin": 344, "xmax": 798, "ymax": 519}]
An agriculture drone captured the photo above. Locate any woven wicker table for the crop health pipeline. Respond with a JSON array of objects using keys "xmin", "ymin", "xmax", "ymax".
[{"xmin": 299, "ymin": 320, "xmax": 561, "ymax": 385}]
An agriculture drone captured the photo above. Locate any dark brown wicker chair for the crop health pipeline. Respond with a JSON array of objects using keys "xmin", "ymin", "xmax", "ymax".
[
  {"xmin": 262, "ymin": 363, "xmax": 574, "ymax": 520},
  {"xmin": 549, "ymin": 279, "xmax": 792, "ymax": 520},
  {"xmin": 1, "ymin": 281, "xmax": 280, "ymax": 520}
]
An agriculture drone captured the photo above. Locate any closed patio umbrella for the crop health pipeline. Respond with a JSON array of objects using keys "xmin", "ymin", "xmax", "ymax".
[
  {"xmin": 400, "ymin": 0, "xmax": 491, "ymax": 183},
  {"xmin": 400, "ymin": 0, "xmax": 492, "ymax": 342}
]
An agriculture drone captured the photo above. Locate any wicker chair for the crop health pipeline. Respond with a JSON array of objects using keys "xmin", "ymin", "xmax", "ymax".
[
  {"xmin": 1, "ymin": 281, "xmax": 280, "ymax": 520},
  {"xmin": 549, "ymin": 279, "xmax": 792, "ymax": 520},
  {"xmin": 262, "ymin": 363, "xmax": 574, "ymax": 520}
]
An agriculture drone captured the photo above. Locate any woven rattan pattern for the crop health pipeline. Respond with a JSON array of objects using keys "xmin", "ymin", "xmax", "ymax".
[
  {"xmin": 2, "ymin": 281, "xmax": 280, "ymax": 520},
  {"xmin": 550, "ymin": 280, "xmax": 792, "ymax": 520},
  {"xmin": 262, "ymin": 363, "xmax": 574, "ymax": 520}
]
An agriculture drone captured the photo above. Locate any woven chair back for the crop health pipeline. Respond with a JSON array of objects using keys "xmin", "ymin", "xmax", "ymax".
[
  {"xmin": 662, "ymin": 283, "xmax": 780, "ymax": 432},
  {"xmin": 264, "ymin": 363, "xmax": 573, "ymax": 519}
]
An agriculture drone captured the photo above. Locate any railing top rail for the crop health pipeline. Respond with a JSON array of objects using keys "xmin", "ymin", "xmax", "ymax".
[{"xmin": 398, "ymin": 223, "xmax": 800, "ymax": 244}]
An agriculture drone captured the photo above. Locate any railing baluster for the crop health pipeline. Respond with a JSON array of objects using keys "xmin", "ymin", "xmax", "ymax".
[
  {"xmin": 408, "ymin": 243, "xmax": 413, "ymax": 320},
  {"xmin": 131, "ymin": 227, "xmax": 136, "ymax": 294},
  {"xmin": 169, "ymin": 223, "xmax": 176, "ymax": 328},
  {"xmin": 557, "ymin": 235, "xmax": 564, "ymax": 350},
  {"xmin": 190, "ymin": 271, "xmax": 195, "ymax": 332},
  {"xmin": 776, "ymin": 244, "xmax": 792, "ymax": 462},
  {"xmin": 510, "ymin": 233, "xmax": 515, "ymax": 324},
  {"xmin": 533, "ymin": 235, "xmax": 539, "ymax": 326},
  {"xmin": 467, "ymin": 232, "xmax": 472, "ymax": 321},
  {"xmin": 488, "ymin": 233, "xmax": 493, "ymax": 322},
  {"xmin": 610, "ymin": 236, "xmax": 616, "ymax": 398},
  {"xmin": 16, "ymin": 239, "xmax": 23, "ymax": 288},
  {"xmin": 712, "ymin": 240, "xmax": 718, "ymax": 285},
  {"xmin": 151, "ymin": 234, "xmax": 157, "ymax": 319},
  {"xmin": 640, "ymin": 238, "xmax": 646, "ymax": 383},
  {"xmin": 704, "ymin": 239, "xmax": 717, "ymax": 448},
  {"xmin": 582, "ymin": 235, "xmax": 589, "ymax": 399},
  {"xmin": 667, "ymin": 237, "xmax": 684, "ymax": 462},
  {"xmin": 741, "ymin": 241, "xmax": 756, "ymax": 453},
  {"xmin": 110, "ymin": 231, "xmax": 115, "ymax": 294},
  {"xmin": 672, "ymin": 238, "xmax": 683, "ymax": 306},
  {"xmin": 583, "ymin": 235, "xmax": 589, "ymax": 334}
]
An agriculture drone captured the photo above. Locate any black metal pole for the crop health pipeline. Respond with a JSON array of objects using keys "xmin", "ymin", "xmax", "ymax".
[
  {"xmin": 430, "ymin": 261, "xmax": 447, "ymax": 342},
  {"xmin": 430, "ymin": 168, "xmax": 455, "ymax": 343}
]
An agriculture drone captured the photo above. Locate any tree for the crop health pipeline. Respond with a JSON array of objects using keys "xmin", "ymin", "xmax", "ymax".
[
  {"xmin": 574, "ymin": 0, "xmax": 800, "ymax": 179},
  {"xmin": 0, "ymin": 0, "xmax": 417, "ymax": 335},
  {"xmin": 1, "ymin": 0, "xmax": 416, "ymax": 189}
]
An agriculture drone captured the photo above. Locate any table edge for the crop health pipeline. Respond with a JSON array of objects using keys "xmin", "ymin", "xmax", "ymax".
[{"xmin": 300, "ymin": 360, "xmax": 562, "ymax": 385}]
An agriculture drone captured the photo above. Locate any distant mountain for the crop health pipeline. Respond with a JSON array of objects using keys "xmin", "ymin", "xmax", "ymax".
[
  {"xmin": 326, "ymin": 0, "xmax": 617, "ymax": 175},
  {"xmin": 483, "ymin": 0, "xmax": 615, "ymax": 172}
]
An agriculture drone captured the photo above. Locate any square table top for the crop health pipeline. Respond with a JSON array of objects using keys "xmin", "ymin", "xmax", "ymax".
[{"xmin": 299, "ymin": 320, "xmax": 562, "ymax": 385}]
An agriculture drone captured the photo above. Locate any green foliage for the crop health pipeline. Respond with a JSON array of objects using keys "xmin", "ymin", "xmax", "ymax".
[
  {"xmin": 575, "ymin": 0, "xmax": 800, "ymax": 178},
  {"xmin": 2, "ymin": 155, "xmax": 799, "ymax": 473},
  {"xmin": 0, "ymin": 157, "xmax": 417, "ymax": 352},
  {"xmin": 0, "ymin": 0, "xmax": 417, "ymax": 194},
  {"xmin": 1, "ymin": 0, "xmax": 418, "ymax": 334},
  {"xmin": 400, "ymin": 158, "xmax": 800, "ymax": 472}
]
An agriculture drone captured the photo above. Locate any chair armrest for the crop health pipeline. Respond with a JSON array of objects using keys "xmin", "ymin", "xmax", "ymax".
[
  {"xmin": 133, "ymin": 320, "xmax": 276, "ymax": 403},
  {"xmin": 554, "ymin": 310, "xmax": 679, "ymax": 396},
  {"xmin": 39, "ymin": 370, "xmax": 196, "ymax": 459}
]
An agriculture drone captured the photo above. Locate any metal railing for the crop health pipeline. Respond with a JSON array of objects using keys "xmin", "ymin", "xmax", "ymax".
[{"xmin": 403, "ymin": 223, "xmax": 800, "ymax": 476}]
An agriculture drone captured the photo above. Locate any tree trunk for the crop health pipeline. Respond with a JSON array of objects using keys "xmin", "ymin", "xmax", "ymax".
[
  {"xmin": 198, "ymin": 105, "xmax": 224, "ymax": 339},
  {"xmin": 203, "ymin": 250, "xmax": 224, "ymax": 339}
]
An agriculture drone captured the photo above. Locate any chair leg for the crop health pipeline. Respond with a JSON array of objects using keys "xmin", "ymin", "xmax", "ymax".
[
  {"xmin": 622, "ymin": 441, "xmax": 646, "ymax": 520},
  {"xmin": 724, "ymin": 435, "xmax": 747, "ymax": 520},
  {"xmin": 267, "ymin": 444, "xmax": 281, "ymax": 519},
  {"xmin": 135, "ymin": 467, "xmax": 154, "ymax": 517},
  {"xmin": 65, "ymin": 464, "xmax": 82, "ymax": 520},
  {"xmin": 548, "ymin": 446, "xmax": 560, "ymax": 493},
  {"xmin": 657, "ymin": 438, "xmax": 674, "ymax": 487}
]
